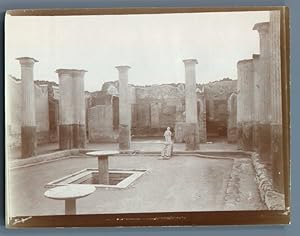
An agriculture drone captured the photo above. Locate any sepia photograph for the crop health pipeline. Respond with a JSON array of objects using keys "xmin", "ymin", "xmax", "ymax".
[{"xmin": 4, "ymin": 7, "xmax": 290, "ymax": 227}]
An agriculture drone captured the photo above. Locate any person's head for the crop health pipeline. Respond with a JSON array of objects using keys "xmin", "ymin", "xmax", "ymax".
[{"xmin": 167, "ymin": 127, "xmax": 170, "ymax": 131}]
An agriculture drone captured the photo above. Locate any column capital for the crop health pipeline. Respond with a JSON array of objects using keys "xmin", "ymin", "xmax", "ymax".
[
  {"xmin": 253, "ymin": 22, "xmax": 270, "ymax": 35},
  {"xmin": 16, "ymin": 57, "xmax": 38, "ymax": 67},
  {"xmin": 183, "ymin": 59, "xmax": 198, "ymax": 65},
  {"xmin": 237, "ymin": 59, "xmax": 253, "ymax": 66},
  {"xmin": 252, "ymin": 54, "xmax": 260, "ymax": 60},
  {"xmin": 115, "ymin": 65, "xmax": 131, "ymax": 72},
  {"xmin": 55, "ymin": 69, "xmax": 87, "ymax": 77}
]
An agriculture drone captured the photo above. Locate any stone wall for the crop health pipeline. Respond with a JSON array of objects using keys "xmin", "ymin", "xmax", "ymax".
[
  {"xmin": 132, "ymin": 84, "xmax": 185, "ymax": 137},
  {"xmin": 6, "ymin": 76, "xmax": 50, "ymax": 148},
  {"xmin": 88, "ymin": 105, "xmax": 118, "ymax": 142},
  {"xmin": 236, "ymin": 13, "xmax": 285, "ymax": 195},
  {"xmin": 204, "ymin": 78, "xmax": 237, "ymax": 138},
  {"xmin": 93, "ymin": 80, "xmax": 236, "ymax": 141},
  {"xmin": 86, "ymin": 92, "xmax": 118, "ymax": 142}
]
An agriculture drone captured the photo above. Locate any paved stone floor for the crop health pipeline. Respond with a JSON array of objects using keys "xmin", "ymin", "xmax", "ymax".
[
  {"xmin": 11, "ymin": 138, "xmax": 238, "ymax": 159},
  {"xmin": 7, "ymin": 153, "xmax": 265, "ymax": 217}
]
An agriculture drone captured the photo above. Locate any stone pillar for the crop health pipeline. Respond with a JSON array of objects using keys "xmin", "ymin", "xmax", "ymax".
[
  {"xmin": 253, "ymin": 22, "xmax": 271, "ymax": 160},
  {"xmin": 237, "ymin": 59, "xmax": 254, "ymax": 151},
  {"xmin": 183, "ymin": 59, "xmax": 199, "ymax": 150},
  {"xmin": 73, "ymin": 70, "xmax": 87, "ymax": 148},
  {"xmin": 252, "ymin": 54, "xmax": 261, "ymax": 151},
  {"xmin": 270, "ymin": 11, "xmax": 283, "ymax": 193},
  {"xmin": 227, "ymin": 92, "xmax": 237, "ymax": 143},
  {"xmin": 17, "ymin": 57, "xmax": 38, "ymax": 158},
  {"xmin": 116, "ymin": 66, "xmax": 131, "ymax": 150},
  {"xmin": 56, "ymin": 69, "xmax": 87, "ymax": 149}
]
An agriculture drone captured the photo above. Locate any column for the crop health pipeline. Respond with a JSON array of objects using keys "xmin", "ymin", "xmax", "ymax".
[
  {"xmin": 73, "ymin": 70, "xmax": 87, "ymax": 148},
  {"xmin": 56, "ymin": 69, "xmax": 74, "ymax": 149},
  {"xmin": 253, "ymin": 22, "xmax": 271, "ymax": 160},
  {"xmin": 237, "ymin": 59, "xmax": 254, "ymax": 151},
  {"xmin": 56, "ymin": 69, "xmax": 87, "ymax": 149},
  {"xmin": 270, "ymin": 11, "xmax": 283, "ymax": 193},
  {"xmin": 183, "ymin": 59, "xmax": 199, "ymax": 150},
  {"xmin": 116, "ymin": 66, "xmax": 131, "ymax": 150},
  {"xmin": 227, "ymin": 92, "xmax": 237, "ymax": 143},
  {"xmin": 17, "ymin": 57, "xmax": 38, "ymax": 158},
  {"xmin": 252, "ymin": 54, "xmax": 261, "ymax": 150}
]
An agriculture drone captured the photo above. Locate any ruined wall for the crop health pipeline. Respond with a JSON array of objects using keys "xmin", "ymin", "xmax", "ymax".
[
  {"xmin": 86, "ymin": 91, "xmax": 118, "ymax": 142},
  {"xmin": 6, "ymin": 76, "xmax": 50, "ymax": 148},
  {"xmin": 133, "ymin": 84, "xmax": 185, "ymax": 137},
  {"xmin": 95, "ymin": 80, "xmax": 235, "ymax": 141},
  {"xmin": 204, "ymin": 79, "xmax": 237, "ymax": 137},
  {"xmin": 88, "ymin": 105, "xmax": 118, "ymax": 142},
  {"xmin": 235, "ymin": 15, "xmax": 284, "ymax": 194}
]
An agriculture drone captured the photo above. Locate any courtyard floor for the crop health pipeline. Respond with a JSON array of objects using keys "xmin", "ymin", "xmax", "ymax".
[
  {"xmin": 11, "ymin": 138, "xmax": 238, "ymax": 159},
  {"xmin": 7, "ymin": 148, "xmax": 265, "ymax": 217}
]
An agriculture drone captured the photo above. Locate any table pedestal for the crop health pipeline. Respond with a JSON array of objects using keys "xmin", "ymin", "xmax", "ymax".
[
  {"xmin": 65, "ymin": 199, "xmax": 76, "ymax": 215},
  {"xmin": 98, "ymin": 155, "xmax": 109, "ymax": 184}
]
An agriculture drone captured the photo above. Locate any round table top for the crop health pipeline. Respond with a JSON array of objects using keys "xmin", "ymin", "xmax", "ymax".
[
  {"xmin": 44, "ymin": 185, "xmax": 96, "ymax": 200},
  {"xmin": 86, "ymin": 150, "xmax": 120, "ymax": 157}
]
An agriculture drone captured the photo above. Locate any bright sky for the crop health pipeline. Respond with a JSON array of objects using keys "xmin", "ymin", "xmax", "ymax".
[{"xmin": 5, "ymin": 11, "xmax": 270, "ymax": 92}]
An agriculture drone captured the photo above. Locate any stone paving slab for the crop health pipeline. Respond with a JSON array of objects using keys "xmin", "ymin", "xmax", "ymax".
[
  {"xmin": 10, "ymin": 139, "xmax": 237, "ymax": 159},
  {"xmin": 7, "ymin": 153, "xmax": 264, "ymax": 217}
]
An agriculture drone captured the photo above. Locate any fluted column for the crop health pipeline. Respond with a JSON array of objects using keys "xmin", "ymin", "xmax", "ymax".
[
  {"xmin": 237, "ymin": 59, "xmax": 254, "ymax": 151},
  {"xmin": 183, "ymin": 59, "xmax": 199, "ymax": 150},
  {"xmin": 116, "ymin": 66, "xmax": 131, "ymax": 150},
  {"xmin": 253, "ymin": 22, "xmax": 271, "ymax": 159},
  {"xmin": 56, "ymin": 69, "xmax": 87, "ymax": 149},
  {"xmin": 73, "ymin": 70, "xmax": 87, "ymax": 148},
  {"xmin": 270, "ymin": 11, "xmax": 283, "ymax": 193},
  {"xmin": 17, "ymin": 57, "xmax": 38, "ymax": 158},
  {"xmin": 252, "ymin": 54, "xmax": 261, "ymax": 150}
]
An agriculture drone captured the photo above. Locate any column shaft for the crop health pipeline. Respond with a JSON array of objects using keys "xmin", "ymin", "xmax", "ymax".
[
  {"xmin": 237, "ymin": 59, "xmax": 254, "ymax": 151},
  {"xmin": 17, "ymin": 57, "xmax": 38, "ymax": 158},
  {"xmin": 253, "ymin": 22, "xmax": 271, "ymax": 160},
  {"xmin": 56, "ymin": 69, "xmax": 87, "ymax": 150},
  {"xmin": 183, "ymin": 59, "xmax": 199, "ymax": 150},
  {"xmin": 116, "ymin": 66, "xmax": 131, "ymax": 150},
  {"xmin": 270, "ymin": 11, "xmax": 284, "ymax": 193}
]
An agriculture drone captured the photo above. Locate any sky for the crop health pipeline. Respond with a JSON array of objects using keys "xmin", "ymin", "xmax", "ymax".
[{"xmin": 5, "ymin": 11, "xmax": 270, "ymax": 92}]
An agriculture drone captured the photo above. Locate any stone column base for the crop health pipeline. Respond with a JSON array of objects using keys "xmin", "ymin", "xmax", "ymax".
[
  {"xmin": 252, "ymin": 122, "xmax": 259, "ymax": 152},
  {"xmin": 237, "ymin": 122, "xmax": 243, "ymax": 150},
  {"xmin": 59, "ymin": 124, "xmax": 86, "ymax": 149},
  {"xmin": 271, "ymin": 124, "xmax": 284, "ymax": 193},
  {"xmin": 199, "ymin": 113, "xmax": 207, "ymax": 143},
  {"xmin": 242, "ymin": 121, "xmax": 253, "ymax": 151},
  {"xmin": 184, "ymin": 123, "xmax": 199, "ymax": 151},
  {"xmin": 73, "ymin": 124, "xmax": 86, "ymax": 148},
  {"xmin": 59, "ymin": 124, "xmax": 73, "ymax": 149},
  {"xmin": 227, "ymin": 126, "xmax": 237, "ymax": 143},
  {"xmin": 119, "ymin": 124, "xmax": 130, "ymax": 150},
  {"xmin": 258, "ymin": 123, "xmax": 271, "ymax": 160},
  {"xmin": 21, "ymin": 126, "xmax": 37, "ymax": 158}
]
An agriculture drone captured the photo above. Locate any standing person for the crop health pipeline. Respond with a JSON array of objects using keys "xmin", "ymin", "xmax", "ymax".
[{"xmin": 159, "ymin": 127, "xmax": 173, "ymax": 159}]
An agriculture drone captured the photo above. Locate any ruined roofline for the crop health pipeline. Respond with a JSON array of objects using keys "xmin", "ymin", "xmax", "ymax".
[
  {"xmin": 252, "ymin": 54, "xmax": 260, "ymax": 59},
  {"xmin": 55, "ymin": 69, "xmax": 88, "ymax": 74},
  {"xmin": 237, "ymin": 59, "xmax": 253, "ymax": 65},
  {"xmin": 102, "ymin": 78, "xmax": 236, "ymax": 89},
  {"xmin": 16, "ymin": 57, "xmax": 39, "ymax": 63},
  {"xmin": 253, "ymin": 22, "xmax": 270, "ymax": 31}
]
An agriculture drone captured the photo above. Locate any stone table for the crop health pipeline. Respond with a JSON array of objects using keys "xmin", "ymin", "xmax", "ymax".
[
  {"xmin": 86, "ymin": 150, "xmax": 119, "ymax": 184},
  {"xmin": 44, "ymin": 185, "xmax": 96, "ymax": 215}
]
